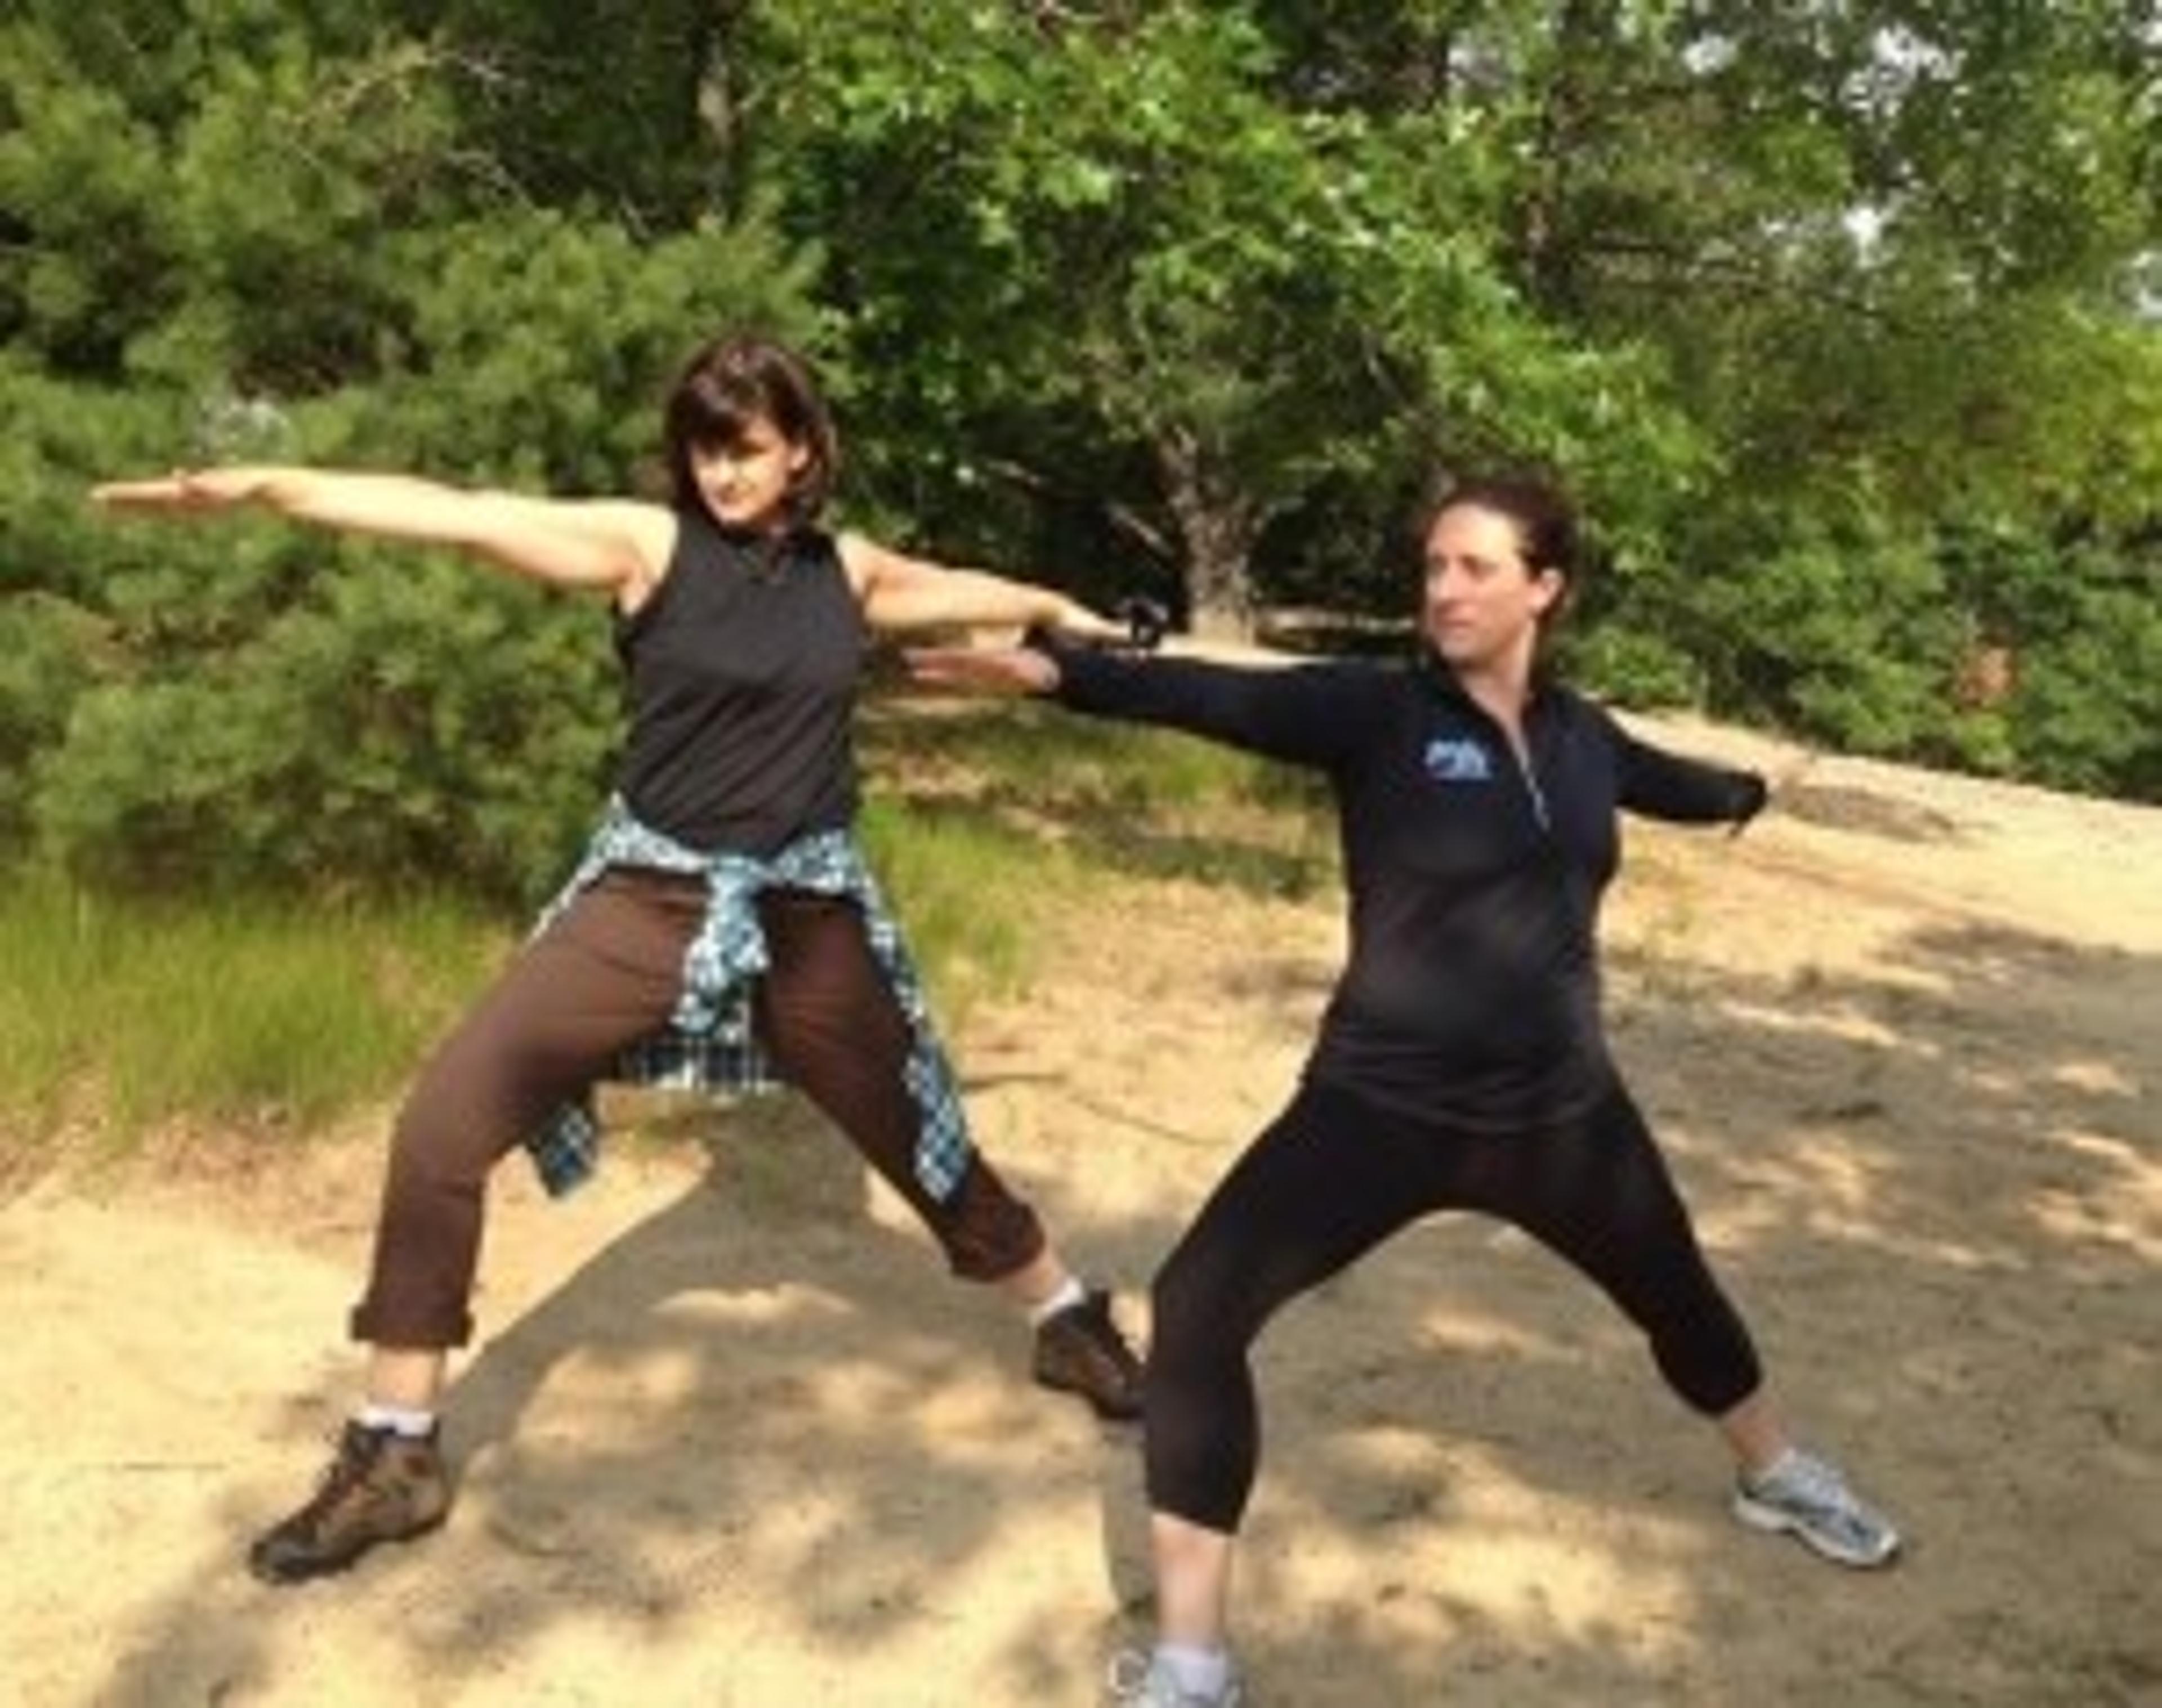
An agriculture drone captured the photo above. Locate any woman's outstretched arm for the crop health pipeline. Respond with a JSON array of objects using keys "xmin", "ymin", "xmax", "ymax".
[
  {"xmin": 91, "ymin": 466, "xmax": 676, "ymax": 604},
  {"xmin": 837, "ymin": 532, "xmax": 1122, "ymax": 638},
  {"xmin": 908, "ymin": 632, "xmax": 1365, "ymax": 771},
  {"xmin": 1607, "ymin": 713, "xmax": 1770, "ymax": 831}
]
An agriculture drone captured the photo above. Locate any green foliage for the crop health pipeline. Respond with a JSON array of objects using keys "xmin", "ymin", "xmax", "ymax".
[
  {"xmin": 3, "ymin": 14, "xmax": 823, "ymax": 897},
  {"xmin": 749, "ymin": 0, "xmax": 1701, "ymax": 630},
  {"xmin": 2013, "ymin": 596, "xmax": 2162, "ymax": 798},
  {"xmin": 0, "ymin": 594, "xmax": 104, "ymax": 849},
  {"xmin": 3, "ymin": 0, "xmax": 2157, "ymax": 920},
  {"xmin": 387, "ymin": 0, "xmax": 734, "ymax": 224},
  {"xmin": 366, "ymin": 207, "xmax": 827, "ymax": 493},
  {"xmin": 1566, "ymin": 624, "xmax": 1707, "ymax": 712},
  {"xmin": 34, "ymin": 549, "xmax": 620, "ymax": 900},
  {"xmin": 1939, "ymin": 524, "xmax": 2162, "ymax": 795},
  {"xmin": 863, "ymin": 696, "xmax": 1337, "ymax": 901},
  {"xmin": 1579, "ymin": 498, "xmax": 2162, "ymax": 801},
  {"xmin": 0, "ymin": 39, "xmax": 164, "ymax": 366},
  {"xmin": 0, "ymin": 865, "xmax": 502, "ymax": 1147}
]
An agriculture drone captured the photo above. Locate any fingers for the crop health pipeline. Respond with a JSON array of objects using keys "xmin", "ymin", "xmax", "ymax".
[
  {"xmin": 904, "ymin": 646, "xmax": 1009, "ymax": 682},
  {"xmin": 91, "ymin": 471, "xmax": 217, "ymax": 511},
  {"xmin": 89, "ymin": 476, "xmax": 188, "ymax": 508},
  {"xmin": 1048, "ymin": 603, "xmax": 1124, "ymax": 643},
  {"xmin": 902, "ymin": 646, "xmax": 1057, "ymax": 695},
  {"xmin": 901, "ymin": 646, "xmax": 985, "ymax": 684},
  {"xmin": 1727, "ymin": 772, "xmax": 1771, "ymax": 838},
  {"xmin": 901, "ymin": 646, "xmax": 966, "ymax": 683},
  {"xmin": 1048, "ymin": 596, "xmax": 1167, "ymax": 650},
  {"xmin": 89, "ymin": 468, "xmax": 259, "ymax": 512}
]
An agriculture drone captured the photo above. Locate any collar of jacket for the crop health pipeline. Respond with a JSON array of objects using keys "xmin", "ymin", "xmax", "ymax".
[{"xmin": 1413, "ymin": 643, "xmax": 1561, "ymax": 716}]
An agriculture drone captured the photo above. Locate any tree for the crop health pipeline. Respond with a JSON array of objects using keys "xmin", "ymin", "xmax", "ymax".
[
  {"xmin": 382, "ymin": 0, "xmax": 743, "ymax": 225},
  {"xmin": 1316, "ymin": 0, "xmax": 2162, "ymax": 786},
  {"xmin": 3, "ymin": 8, "xmax": 825, "ymax": 893},
  {"xmin": 7, "ymin": 0, "xmax": 2156, "ymax": 884},
  {"xmin": 748, "ymin": 0, "xmax": 1695, "ymax": 636}
]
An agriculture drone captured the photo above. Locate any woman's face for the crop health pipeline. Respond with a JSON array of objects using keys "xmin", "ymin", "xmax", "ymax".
[
  {"xmin": 687, "ymin": 415, "xmax": 810, "ymax": 531},
  {"xmin": 1420, "ymin": 502, "xmax": 1565, "ymax": 674}
]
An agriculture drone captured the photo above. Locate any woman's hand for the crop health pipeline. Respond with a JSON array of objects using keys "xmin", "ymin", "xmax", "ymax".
[
  {"xmin": 1039, "ymin": 598, "xmax": 1126, "ymax": 644},
  {"xmin": 90, "ymin": 467, "xmax": 276, "ymax": 513},
  {"xmin": 841, "ymin": 531, "xmax": 1135, "ymax": 640},
  {"xmin": 90, "ymin": 465, "xmax": 669, "ymax": 598},
  {"xmin": 904, "ymin": 644, "xmax": 1063, "ymax": 696},
  {"xmin": 1728, "ymin": 771, "xmax": 1771, "ymax": 838}
]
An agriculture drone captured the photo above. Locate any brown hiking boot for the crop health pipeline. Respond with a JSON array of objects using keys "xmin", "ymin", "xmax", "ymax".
[
  {"xmin": 248, "ymin": 1420, "xmax": 452, "ymax": 1585},
  {"xmin": 1033, "ymin": 1287, "xmax": 1146, "ymax": 1421}
]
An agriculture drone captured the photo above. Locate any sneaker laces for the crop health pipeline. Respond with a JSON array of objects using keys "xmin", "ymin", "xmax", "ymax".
[
  {"xmin": 1760, "ymin": 1449, "xmax": 1850, "ymax": 1508},
  {"xmin": 283, "ymin": 1425, "xmax": 389, "ymax": 1536},
  {"xmin": 1074, "ymin": 1295, "xmax": 1142, "ymax": 1370},
  {"xmin": 1755, "ymin": 1450, "xmax": 1889, "ymax": 1545}
]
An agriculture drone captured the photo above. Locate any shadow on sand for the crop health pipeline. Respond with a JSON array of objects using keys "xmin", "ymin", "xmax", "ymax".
[{"xmin": 90, "ymin": 875, "xmax": 2158, "ymax": 1706}]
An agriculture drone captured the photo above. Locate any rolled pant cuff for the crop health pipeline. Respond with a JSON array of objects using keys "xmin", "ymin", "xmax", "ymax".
[{"xmin": 347, "ymin": 1299, "xmax": 474, "ymax": 1351}]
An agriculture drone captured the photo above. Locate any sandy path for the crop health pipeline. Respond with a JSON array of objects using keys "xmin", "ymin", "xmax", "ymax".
[{"xmin": 2, "ymin": 722, "xmax": 2156, "ymax": 1707}]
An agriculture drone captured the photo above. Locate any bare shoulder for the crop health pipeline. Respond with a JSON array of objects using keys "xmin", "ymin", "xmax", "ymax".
[
  {"xmin": 574, "ymin": 497, "xmax": 677, "ymax": 557},
  {"xmin": 578, "ymin": 500, "xmax": 681, "ymax": 612},
  {"xmin": 834, "ymin": 529, "xmax": 932, "ymax": 599}
]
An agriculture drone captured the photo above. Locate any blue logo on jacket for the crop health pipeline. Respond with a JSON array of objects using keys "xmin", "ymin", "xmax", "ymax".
[{"xmin": 1423, "ymin": 736, "xmax": 1493, "ymax": 783}]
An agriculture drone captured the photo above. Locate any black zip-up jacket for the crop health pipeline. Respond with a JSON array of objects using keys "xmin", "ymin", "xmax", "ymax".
[{"xmin": 1052, "ymin": 645, "xmax": 1765, "ymax": 1132}]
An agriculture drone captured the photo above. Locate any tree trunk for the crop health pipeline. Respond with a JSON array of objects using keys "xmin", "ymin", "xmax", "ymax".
[
  {"xmin": 1155, "ymin": 428, "xmax": 1263, "ymax": 641},
  {"xmin": 1513, "ymin": 0, "xmax": 1620, "ymax": 314}
]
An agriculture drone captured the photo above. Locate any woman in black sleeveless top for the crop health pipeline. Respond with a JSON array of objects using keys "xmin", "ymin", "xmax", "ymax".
[{"xmin": 93, "ymin": 334, "xmax": 1146, "ymax": 1585}]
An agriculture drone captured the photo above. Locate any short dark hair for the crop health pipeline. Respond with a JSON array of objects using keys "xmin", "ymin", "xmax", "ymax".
[
  {"xmin": 1432, "ymin": 472, "xmax": 1582, "ymax": 579},
  {"xmin": 662, "ymin": 335, "xmax": 839, "ymax": 521}
]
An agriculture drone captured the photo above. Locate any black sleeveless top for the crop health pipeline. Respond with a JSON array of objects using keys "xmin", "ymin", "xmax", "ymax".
[{"xmin": 612, "ymin": 510, "xmax": 864, "ymax": 855}]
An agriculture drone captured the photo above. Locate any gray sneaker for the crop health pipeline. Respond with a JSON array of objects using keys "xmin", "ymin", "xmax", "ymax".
[
  {"xmin": 1107, "ymin": 1649, "xmax": 1244, "ymax": 1707},
  {"xmin": 1732, "ymin": 1447, "xmax": 1901, "ymax": 1568}
]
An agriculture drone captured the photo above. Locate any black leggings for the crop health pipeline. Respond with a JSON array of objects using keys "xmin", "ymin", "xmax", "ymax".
[{"xmin": 1146, "ymin": 1077, "xmax": 1763, "ymax": 1532}]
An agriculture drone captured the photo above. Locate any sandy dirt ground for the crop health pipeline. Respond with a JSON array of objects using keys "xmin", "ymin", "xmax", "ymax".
[{"xmin": 2, "ymin": 714, "xmax": 2156, "ymax": 1707}]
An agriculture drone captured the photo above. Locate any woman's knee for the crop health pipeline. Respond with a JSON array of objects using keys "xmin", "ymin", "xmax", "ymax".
[
  {"xmin": 1150, "ymin": 1238, "xmax": 1263, "ymax": 1363},
  {"xmin": 387, "ymin": 1044, "xmax": 527, "ymax": 1195},
  {"xmin": 1649, "ymin": 1291, "xmax": 1763, "ymax": 1414}
]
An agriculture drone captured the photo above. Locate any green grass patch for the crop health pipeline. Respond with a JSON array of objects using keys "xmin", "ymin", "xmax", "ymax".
[
  {"xmin": 863, "ymin": 696, "xmax": 1337, "ymax": 902},
  {"xmin": 856, "ymin": 793, "xmax": 1065, "ymax": 1023},
  {"xmin": 2, "ymin": 701, "xmax": 1335, "ymax": 1154},
  {"xmin": 0, "ymin": 869, "xmax": 504, "ymax": 1155}
]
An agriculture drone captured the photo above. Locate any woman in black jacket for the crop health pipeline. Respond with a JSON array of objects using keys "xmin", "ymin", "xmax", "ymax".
[{"xmin": 913, "ymin": 474, "xmax": 1900, "ymax": 1708}]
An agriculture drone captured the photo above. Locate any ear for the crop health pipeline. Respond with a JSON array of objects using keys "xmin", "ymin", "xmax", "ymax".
[{"xmin": 1529, "ymin": 566, "xmax": 1567, "ymax": 616}]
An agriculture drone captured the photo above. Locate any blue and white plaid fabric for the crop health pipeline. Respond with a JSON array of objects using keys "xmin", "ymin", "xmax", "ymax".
[{"xmin": 521, "ymin": 798, "xmax": 973, "ymax": 1203}]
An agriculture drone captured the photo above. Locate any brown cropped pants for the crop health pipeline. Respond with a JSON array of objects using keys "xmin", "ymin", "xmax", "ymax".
[{"xmin": 349, "ymin": 868, "xmax": 1046, "ymax": 1348}]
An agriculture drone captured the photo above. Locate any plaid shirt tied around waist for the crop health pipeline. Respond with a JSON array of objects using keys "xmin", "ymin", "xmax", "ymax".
[{"xmin": 521, "ymin": 799, "xmax": 973, "ymax": 1203}]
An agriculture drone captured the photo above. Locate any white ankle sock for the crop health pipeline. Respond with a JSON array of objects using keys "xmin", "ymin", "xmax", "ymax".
[
  {"xmin": 1746, "ymin": 1445, "xmax": 1802, "ymax": 1486},
  {"xmin": 1028, "ymin": 1276, "xmax": 1088, "ymax": 1326},
  {"xmin": 1154, "ymin": 1643, "xmax": 1232, "ymax": 1698},
  {"xmin": 357, "ymin": 1402, "xmax": 437, "ymax": 1438}
]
